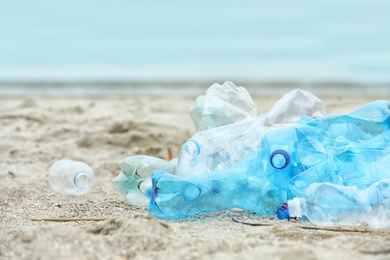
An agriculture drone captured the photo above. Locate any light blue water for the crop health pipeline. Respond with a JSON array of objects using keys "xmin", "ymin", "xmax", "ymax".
[{"xmin": 1, "ymin": 0, "xmax": 390, "ymax": 83}]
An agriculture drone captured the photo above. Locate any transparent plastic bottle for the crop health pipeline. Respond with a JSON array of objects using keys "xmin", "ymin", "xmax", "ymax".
[
  {"xmin": 287, "ymin": 179, "xmax": 390, "ymax": 228},
  {"xmin": 48, "ymin": 159, "xmax": 94, "ymax": 195},
  {"xmin": 189, "ymin": 81, "xmax": 257, "ymax": 131},
  {"xmin": 112, "ymin": 155, "xmax": 177, "ymax": 206},
  {"xmin": 175, "ymin": 122, "xmax": 278, "ymax": 179}
]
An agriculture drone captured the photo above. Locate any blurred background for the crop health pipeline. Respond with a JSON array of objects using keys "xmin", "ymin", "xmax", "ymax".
[{"xmin": 0, "ymin": 0, "xmax": 389, "ymax": 96}]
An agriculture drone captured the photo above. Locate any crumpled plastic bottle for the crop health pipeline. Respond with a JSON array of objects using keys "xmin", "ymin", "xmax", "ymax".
[
  {"xmin": 189, "ymin": 81, "xmax": 257, "ymax": 131},
  {"xmin": 288, "ymin": 177, "xmax": 390, "ymax": 228},
  {"xmin": 112, "ymin": 155, "xmax": 177, "ymax": 206},
  {"xmin": 147, "ymin": 151, "xmax": 287, "ymax": 219},
  {"xmin": 283, "ymin": 128, "xmax": 390, "ymax": 228},
  {"xmin": 147, "ymin": 100, "xmax": 390, "ymax": 220},
  {"xmin": 263, "ymin": 100, "xmax": 390, "ymax": 198}
]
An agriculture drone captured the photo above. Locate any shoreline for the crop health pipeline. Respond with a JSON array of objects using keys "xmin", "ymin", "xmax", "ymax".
[{"xmin": 0, "ymin": 80, "xmax": 389, "ymax": 97}]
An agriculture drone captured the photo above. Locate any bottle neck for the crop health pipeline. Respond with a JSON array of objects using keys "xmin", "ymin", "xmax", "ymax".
[
  {"xmin": 74, "ymin": 171, "xmax": 92, "ymax": 189},
  {"xmin": 287, "ymin": 197, "xmax": 306, "ymax": 218}
]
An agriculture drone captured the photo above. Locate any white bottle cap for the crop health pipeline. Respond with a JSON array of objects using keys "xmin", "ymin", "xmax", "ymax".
[{"xmin": 287, "ymin": 197, "xmax": 303, "ymax": 218}]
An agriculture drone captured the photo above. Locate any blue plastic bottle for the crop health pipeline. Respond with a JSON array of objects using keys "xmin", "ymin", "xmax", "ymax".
[
  {"xmin": 261, "ymin": 100, "xmax": 390, "ymax": 198},
  {"xmin": 147, "ymin": 152, "xmax": 286, "ymax": 219},
  {"xmin": 288, "ymin": 130, "xmax": 390, "ymax": 198}
]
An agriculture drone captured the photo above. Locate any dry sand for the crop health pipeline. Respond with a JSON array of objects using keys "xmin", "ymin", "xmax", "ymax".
[{"xmin": 1, "ymin": 89, "xmax": 390, "ymax": 259}]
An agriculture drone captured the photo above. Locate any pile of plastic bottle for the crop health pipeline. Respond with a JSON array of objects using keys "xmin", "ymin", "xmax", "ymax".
[
  {"xmin": 49, "ymin": 81, "xmax": 390, "ymax": 229},
  {"xmin": 112, "ymin": 82, "xmax": 390, "ymax": 228}
]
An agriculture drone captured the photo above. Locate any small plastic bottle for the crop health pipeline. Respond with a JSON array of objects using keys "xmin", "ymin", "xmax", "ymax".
[
  {"xmin": 48, "ymin": 159, "xmax": 94, "ymax": 195},
  {"xmin": 287, "ymin": 179, "xmax": 390, "ymax": 228}
]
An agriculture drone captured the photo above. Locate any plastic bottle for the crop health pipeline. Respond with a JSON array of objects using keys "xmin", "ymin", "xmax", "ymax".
[
  {"xmin": 48, "ymin": 159, "xmax": 94, "ymax": 195},
  {"xmin": 175, "ymin": 120, "xmax": 277, "ymax": 179},
  {"xmin": 112, "ymin": 155, "xmax": 177, "ymax": 206},
  {"xmin": 261, "ymin": 87, "xmax": 326, "ymax": 127},
  {"xmin": 189, "ymin": 81, "xmax": 257, "ymax": 131},
  {"xmin": 261, "ymin": 100, "xmax": 390, "ymax": 195},
  {"xmin": 147, "ymin": 151, "xmax": 287, "ymax": 219},
  {"xmin": 287, "ymin": 179, "xmax": 390, "ymax": 228}
]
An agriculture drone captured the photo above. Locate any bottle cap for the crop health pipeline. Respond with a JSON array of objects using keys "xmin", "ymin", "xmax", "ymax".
[
  {"xmin": 276, "ymin": 203, "xmax": 290, "ymax": 220},
  {"xmin": 74, "ymin": 171, "xmax": 92, "ymax": 189},
  {"xmin": 287, "ymin": 197, "xmax": 303, "ymax": 218},
  {"xmin": 185, "ymin": 139, "xmax": 200, "ymax": 157}
]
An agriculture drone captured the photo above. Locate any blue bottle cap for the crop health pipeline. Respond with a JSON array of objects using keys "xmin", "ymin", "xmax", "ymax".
[{"xmin": 276, "ymin": 203, "xmax": 290, "ymax": 220}]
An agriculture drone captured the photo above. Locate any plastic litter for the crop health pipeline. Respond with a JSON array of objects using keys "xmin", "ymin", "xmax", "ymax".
[
  {"xmin": 112, "ymin": 81, "xmax": 390, "ymax": 228},
  {"xmin": 147, "ymin": 100, "xmax": 390, "ymax": 221},
  {"xmin": 147, "ymin": 151, "xmax": 286, "ymax": 219},
  {"xmin": 112, "ymin": 83, "xmax": 326, "ymax": 205},
  {"xmin": 48, "ymin": 159, "xmax": 94, "ymax": 195},
  {"xmin": 276, "ymin": 203, "xmax": 290, "ymax": 220},
  {"xmin": 175, "ymin": 87, "xmax": 325, "ymax": 178},
  {"xmin": 263, "ymin": 100, "xmax": 390, "ymax": 197},
  {"xmin": 189, "ymin": 81, "xmax": 257, "ymax": 131},
  {"xmin": 288, "ymin": 178, "xmax": 390, "ymax": 228},
  {"xmin": 112, "ymin": 155, "xmax": 177, "ymax": 206}
]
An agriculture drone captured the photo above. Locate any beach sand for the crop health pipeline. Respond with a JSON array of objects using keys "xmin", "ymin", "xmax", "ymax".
[{"xmin": 1, "ymin": 89, "xmax": 390, "ymax": 259}]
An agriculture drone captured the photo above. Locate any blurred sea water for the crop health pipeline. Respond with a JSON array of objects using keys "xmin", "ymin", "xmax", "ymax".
[
  {"xmin": 0, "ymin": 1, "xmax": 389, "ymax": 95},
  {"xmin": 0, "ymin": 81, "xmax": 388, "ymax": 98}
]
